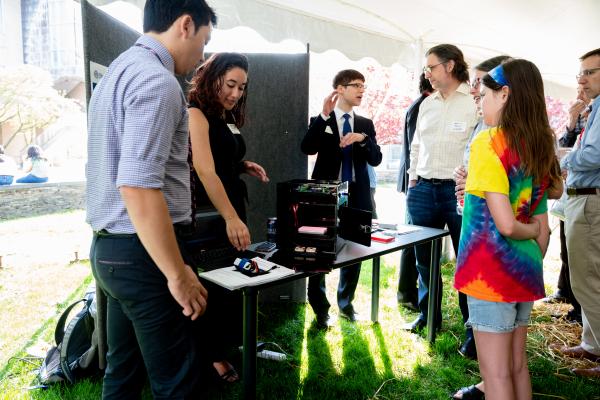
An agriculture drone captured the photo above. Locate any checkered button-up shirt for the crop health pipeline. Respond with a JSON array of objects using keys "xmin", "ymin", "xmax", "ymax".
[{"xmin": 86, "ymin": 35, "xmax": 191, "ymax": 233}]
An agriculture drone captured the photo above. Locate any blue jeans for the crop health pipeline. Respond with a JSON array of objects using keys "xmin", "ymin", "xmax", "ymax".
[
  {"xmin": 16, "ymin": 174, "xmax": 48, "ymax": 183},
  {"xmin": 407, "ymin": 179, "xmax": 466, "ymax": 325},
  {"xmin": 466, "ymin": 296, "xmax": 533, "ymax": 333}
]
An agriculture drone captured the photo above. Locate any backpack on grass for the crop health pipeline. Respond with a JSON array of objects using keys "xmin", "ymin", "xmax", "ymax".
[{"xmin": 39, "ymin": 288, "xmax": 101, "ymax": 384}]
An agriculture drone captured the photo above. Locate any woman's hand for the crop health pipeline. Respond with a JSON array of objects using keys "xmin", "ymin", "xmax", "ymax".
[
  {"xmin": 225, "ymin": 217, "xmax": 251, "ymax": 250},
  {"xmin": 548, "ymin": 178, "xmax": 564, "ymax": 200},
  {"xmin": 243, "ymin": 161, "xmax": 269, "ymax": 183},
  {"xmin": 531, "ymin": 213, "xmax": 550, "ymax": 257},
  {"xmin": 454, "ymin": 165, "xmax": 468, "ymax": 202}
]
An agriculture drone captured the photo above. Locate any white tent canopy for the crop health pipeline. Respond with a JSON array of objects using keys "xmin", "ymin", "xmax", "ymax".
[
  {"xmin": 206, "ymin": 0, "xmax": 600, "ymax": 98},
  {"xmin": 90, "ymin": 0, "xmax": 600, "ymax": 98}
]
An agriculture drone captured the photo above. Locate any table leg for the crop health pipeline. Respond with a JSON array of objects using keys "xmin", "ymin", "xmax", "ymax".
[
  {"xmin": 371, "ymin": 256, "xmax": 381, "ymax": 322},
  {"xmin": 427, "ymin": 238, "xmax": 442, "ymax": 343},
  {"xmin": 242, "ymin": 287, "xmax": 258, "ymax": 400}
]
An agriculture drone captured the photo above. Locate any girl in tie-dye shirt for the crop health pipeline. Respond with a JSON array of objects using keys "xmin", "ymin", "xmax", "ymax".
[{"xmin": 453, "ymin": 60, "xmax": 561, "ymax": 400}]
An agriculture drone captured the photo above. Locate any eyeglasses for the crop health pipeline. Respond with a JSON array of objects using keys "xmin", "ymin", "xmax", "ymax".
[
  {"xmin": 423, "ymin": 61, "xmax": 446, "ymax": 74},
  {"xmin": 343, "ymin": 83, "xmax": 367, "ymax": 90},
  {"xmin": 470, "ymin": 77, "xmax": 481, "ymax": 89},
  {"xmin": 576, "ymin": 67, "xmax": 600, "ymax": 80}
]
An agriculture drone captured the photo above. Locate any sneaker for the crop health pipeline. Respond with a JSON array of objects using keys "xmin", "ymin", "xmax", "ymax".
[{"xmin": 542, "ymin": 291, "xmax": 568, "ymax": 304}]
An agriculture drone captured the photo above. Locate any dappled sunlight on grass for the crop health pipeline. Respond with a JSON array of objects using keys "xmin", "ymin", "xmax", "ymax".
[{"xmin": 2, "ymin": 210, "xmax": 599, "ymax": 399}]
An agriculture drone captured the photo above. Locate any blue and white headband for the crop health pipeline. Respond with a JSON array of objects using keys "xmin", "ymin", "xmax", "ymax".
[{"xmin": 488, "ymin": 64, "xmax": 510, "ymax": 87}]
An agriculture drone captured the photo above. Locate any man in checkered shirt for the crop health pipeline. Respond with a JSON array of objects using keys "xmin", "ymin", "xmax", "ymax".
[{"xmin": 86, "ymin": 1, "xmax": 216, "ymax": 397}]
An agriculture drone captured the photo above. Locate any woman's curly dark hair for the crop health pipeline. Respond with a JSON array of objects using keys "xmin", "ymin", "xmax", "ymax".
[{"xmin": 188, "ymin": 52, "xmax": 249, "ymax": 128}]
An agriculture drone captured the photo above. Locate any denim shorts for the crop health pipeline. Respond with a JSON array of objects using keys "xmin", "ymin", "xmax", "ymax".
[{"xmin": 466, "ymin": 296, "xmax": 533, "ymax": 333}]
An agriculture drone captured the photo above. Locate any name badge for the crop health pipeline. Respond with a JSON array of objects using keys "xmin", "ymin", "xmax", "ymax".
[
  {"xmin": 227, "ymin": 124, "xmax": 241, "ymax": 134},
  {"xmin": 449, "ymin": 121, "xmax": 467, "ymax": 132}
]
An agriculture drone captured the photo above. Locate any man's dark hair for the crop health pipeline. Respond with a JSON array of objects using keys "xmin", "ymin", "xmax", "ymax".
[
  {"xmin": 426, "ymin": 44, "xmax": 469, "ymax": 83},
  {"xmin": 143, "ymin": 0, "xmax": 217, "ymax": 34},
  {"xmin": 580, "ymin": 48, "xmax": 600, "ymax": 61},
  {"xmin": 475, "ymin": 55, "xmax": 511, "ymax": 73},
  {"xmin": 418, "ymin": 72, "xmax": 433, "ymax": 94},
  {"xmin": 332, "ymin": 69, "xmax": 365, "ymax": 88}
]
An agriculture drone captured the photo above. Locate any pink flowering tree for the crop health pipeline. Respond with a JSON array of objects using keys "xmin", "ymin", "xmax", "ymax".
[
  {"xmin": 546, "ymin": 96, "xmax": 570, "ymax": 139},
  {"xmin": 358, "ymin": 65, "xmax": 413, "ymax": 145}
]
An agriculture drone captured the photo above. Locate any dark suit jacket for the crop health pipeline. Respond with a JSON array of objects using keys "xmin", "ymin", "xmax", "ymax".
[
  {"xmin": 301, "ymin": 111, "xmax": 382, "ymax": 211},
  {"xmin": 397, "ymin": 93, "xmax": 429, "ymax": 193}
]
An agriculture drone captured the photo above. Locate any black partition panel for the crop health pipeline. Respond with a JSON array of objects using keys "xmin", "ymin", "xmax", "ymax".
[
  {"xmin": 241, "ymin": 53, "xmax": 309, "ymax": 240},
  {"xmin": 81, "ymin": 0, "xmax": 140, "ymax": 106},
  {"xmin": 81, "ymin": 1, "xmax": 309, "ymax": 242}
]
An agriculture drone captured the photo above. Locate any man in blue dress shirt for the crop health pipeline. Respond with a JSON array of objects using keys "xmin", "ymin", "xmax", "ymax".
[{"xmin": 559, "ymin": 47, "xmax": 600, "ymax": 378}]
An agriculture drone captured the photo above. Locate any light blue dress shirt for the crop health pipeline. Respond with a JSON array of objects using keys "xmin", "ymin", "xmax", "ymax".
[{"xmin": 561, "ymin": 96, "xmax": 600, "ymax": 188}]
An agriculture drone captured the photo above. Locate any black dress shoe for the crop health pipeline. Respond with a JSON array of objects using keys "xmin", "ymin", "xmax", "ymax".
[
  {"xmin": 566, "ymin": 308, "xmax": 582, "ymax": 324},
  {"xmin": 459, "ymin": 336, "xmax": 477, "ymax": 360},
  {"xmin": 314, "ymin": 314, "xmax": 332, "ymax": 330},
  {"xmin": 339, "ymin": 307, "xmax": 363, "ymax": 322},
  {"xmin": 401, "ymin": 317, "xmax": 427, "ymax": 333},
  {"xmin": 396, "ymin": 292, "xmax": 418, "ymax": 311}
]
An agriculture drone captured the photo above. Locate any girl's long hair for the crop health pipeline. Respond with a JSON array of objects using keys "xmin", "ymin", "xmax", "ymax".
[
  {"xmin": 187, "ymin": 52, "xmax": 249, "ymax": 128},
  {"xmin": 483, "ymin": 59, "xmax": 561, "ymax": 186}
]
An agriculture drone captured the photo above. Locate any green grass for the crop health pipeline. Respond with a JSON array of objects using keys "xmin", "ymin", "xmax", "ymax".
[{"xmin": 1, "ymin": 260, "xmax": 599, "ymax": 399}]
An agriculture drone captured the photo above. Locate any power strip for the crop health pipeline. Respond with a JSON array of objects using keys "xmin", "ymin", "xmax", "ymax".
[
  {"xmin": 238, "ymin": 346, "xmax": 287, "ymax": 361},
  {"xmin": 256, "ymin": 350, "xmax": 286, "ymax": 361}
]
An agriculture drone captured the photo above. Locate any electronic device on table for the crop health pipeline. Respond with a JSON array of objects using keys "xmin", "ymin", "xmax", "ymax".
[{"xmin": 275, "ymin": 179, "xmax": 372, "ymax": 268}]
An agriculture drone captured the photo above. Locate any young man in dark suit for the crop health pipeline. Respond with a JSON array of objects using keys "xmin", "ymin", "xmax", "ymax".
[{"xmin": 301, "ymin": 69, "xmax": 382, "ymax": 329}]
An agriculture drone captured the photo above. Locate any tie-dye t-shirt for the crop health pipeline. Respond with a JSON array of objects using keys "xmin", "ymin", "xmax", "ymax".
[{"xmin": 454, "ymin": 127, "xmax": 549, "ymax": 302}]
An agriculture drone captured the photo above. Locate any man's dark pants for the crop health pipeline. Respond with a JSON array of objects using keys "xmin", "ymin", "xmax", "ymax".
[
  {"xmin": 406, "ymin": 179, "xmax": 469, "ymax": 328},
  {"xmin": 90, "ymin": 232, "xmax": 202, "ymax": 399},
  {"xmin": 397, "ymin": 213, "xmax": 417, "ymax": 304},
  {"xmin": 557, "ymin": 220, "xmax": 581, "ymax": 312},
  {"xmin": 308, "ymin": 181, "xmax": 368, "ymax": 317},
  {"xmin": 308, "ymin": 263, "xmax": 361, "ymax": 317}
]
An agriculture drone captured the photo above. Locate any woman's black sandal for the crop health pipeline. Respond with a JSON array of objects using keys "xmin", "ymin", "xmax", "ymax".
[
  {"xmin": 451, "ymin": 385, "xmax": 485, "ymax": 400},
  {"xmin": 218, "ymin": 367, "xmax": 239, "ymax": 383}
]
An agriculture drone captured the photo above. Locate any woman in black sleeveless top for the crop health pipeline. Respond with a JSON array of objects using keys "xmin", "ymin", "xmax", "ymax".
[
  {"xmin": 188, "ymin": 52, "xmax": 268, "ymax": 249},
  {"xmin": 187, "ymin": 53, "xmax": 268, "ymax": 383}
]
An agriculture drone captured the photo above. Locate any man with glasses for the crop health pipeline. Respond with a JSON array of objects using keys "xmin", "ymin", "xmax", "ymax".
[
  {"xmin": 556, "ymin": 48, "xmax": 600, "ymax": 378},
  {"xmin": 301, "ymin": 69, "xmax": 382, "ymax": 329},
  {"xmin": 403, "ymin": 44, "xmax": 477, "ymax": 346},
  {"xmin": 542, "ymin": 85, "xmax": 591, "ymax": 325}
]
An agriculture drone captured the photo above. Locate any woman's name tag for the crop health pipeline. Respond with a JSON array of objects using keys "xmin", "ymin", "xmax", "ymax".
[{"xmin": 227, "ymin": 124, "xmax": 241, "ymax": 134}]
